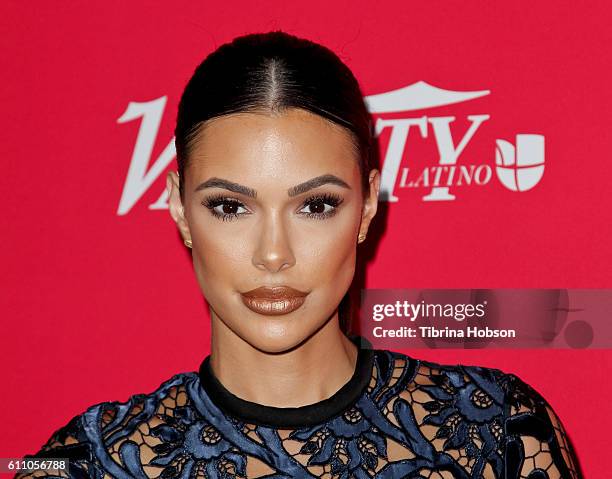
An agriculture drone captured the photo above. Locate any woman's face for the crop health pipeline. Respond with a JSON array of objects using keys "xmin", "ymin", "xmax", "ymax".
[{"xmin": 167, "ymin": 108, "xmax": 379, "ymax": 353}]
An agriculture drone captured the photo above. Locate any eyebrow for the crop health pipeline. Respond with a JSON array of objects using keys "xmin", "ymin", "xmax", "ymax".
[{"xmin": 193, "ymin": 174, "xmax": 351, "ymax": 198}]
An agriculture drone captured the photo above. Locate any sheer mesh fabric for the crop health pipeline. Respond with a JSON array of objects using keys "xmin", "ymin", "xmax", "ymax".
[{"xmin": 16, "ymin": 349, "xmax": 582, "ymax": 478}]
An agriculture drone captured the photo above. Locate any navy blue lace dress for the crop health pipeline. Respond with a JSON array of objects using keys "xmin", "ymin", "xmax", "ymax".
[{"xmin": 17, "ymin": 337, "xmax": 582, "ymax": 478}]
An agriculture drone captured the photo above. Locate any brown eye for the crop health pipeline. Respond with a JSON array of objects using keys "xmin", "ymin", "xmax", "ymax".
[
  {"xmin": 307, "ymin": 200, "xmax": 327, "ymax": 214},
  {"xmin": 299, "ymin": 193, "xmax": 343, "ymax": 220},
  {"xmin": 202, "ymin": 196, "xmax": 248, "ymax": 222},
  {"xmin": 221, "ymin": 203, "xmax": 239, "ymax": 215}
]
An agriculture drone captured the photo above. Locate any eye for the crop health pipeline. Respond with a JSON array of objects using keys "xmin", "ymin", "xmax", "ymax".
[
  {"xmin": 202, "ymin": 195, "xmax": 249, "ymax": 222},
  {"xmin": 201, "ymin": 192, "xmax": 344, "ymax": 222},
  {"xmin": 299, "ymin": 193, "xmax": 344, "ymax": 220}
]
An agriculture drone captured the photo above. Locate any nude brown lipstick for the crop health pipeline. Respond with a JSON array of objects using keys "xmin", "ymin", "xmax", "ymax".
[{"xmin": 240, "ymin": 285, "xmax": 308, "ymax": 315}]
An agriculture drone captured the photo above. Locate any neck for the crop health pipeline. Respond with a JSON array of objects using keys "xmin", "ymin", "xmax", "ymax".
[{"xmin": 208, "ymin": 313, "xmax": 358, "ymax": 408}]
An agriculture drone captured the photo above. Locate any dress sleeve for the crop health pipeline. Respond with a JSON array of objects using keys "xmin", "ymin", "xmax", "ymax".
[
  {"xmin": 13, "ymin": 413, "xmax": 100, "ymax": 479},
  {"xmin": 501, "ymin": 373, "xmax": 583, "ymax": 479}
]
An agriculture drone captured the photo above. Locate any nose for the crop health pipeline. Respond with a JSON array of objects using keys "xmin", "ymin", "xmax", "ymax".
[{"xmin": 252, "ymin": 210, "xmax": 296, "ymax": 273}]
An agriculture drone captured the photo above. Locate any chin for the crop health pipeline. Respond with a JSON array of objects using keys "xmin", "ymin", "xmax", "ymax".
[{"xmin": 240, "ymin": 319, "xmax": 317, "ymax": 354}]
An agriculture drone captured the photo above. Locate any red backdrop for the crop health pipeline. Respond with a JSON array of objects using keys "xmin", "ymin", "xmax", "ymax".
[{"xmin": 2, "ymin": 1, "xmax": 610, "ymax": 476}]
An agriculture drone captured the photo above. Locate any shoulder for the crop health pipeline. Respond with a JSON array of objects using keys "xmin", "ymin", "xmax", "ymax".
[
  {"xmin": 370, "ymin": 348, "xmax": 511, "ymax": 418},
  {"xmin": 373, "ymin": 347, "xmax": 556, "ymax": 410},
  {"xmin": 371, "ymin": 347, "xmax": 510, "ymax": 397},
  {"xmin": 370, "ymin": 348, "xmax": 582, "ymax": 478},
  {"xmin": 16, "ymin": 372, "xmax": 198, "ymax": 478}
]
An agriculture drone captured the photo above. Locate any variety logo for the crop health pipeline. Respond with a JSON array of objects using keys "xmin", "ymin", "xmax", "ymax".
[
  {"xmin": 365, "ymin": 81, "xmax": 545, "ymax": 202},
  {"xmin": 116, "ymin": 82, "xmax": 545, "ymax": 215}
]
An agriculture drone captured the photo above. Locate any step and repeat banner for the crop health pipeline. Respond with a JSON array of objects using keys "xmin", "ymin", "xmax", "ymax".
[{"xmin": 2, "ymin": 1, "xmax": 610, "ymax": 476}]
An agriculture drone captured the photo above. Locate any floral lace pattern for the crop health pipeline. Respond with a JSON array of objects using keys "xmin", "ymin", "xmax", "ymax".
[{"xmin": 16, "ymin": 349, "xmax": 582, "ymax": 478}]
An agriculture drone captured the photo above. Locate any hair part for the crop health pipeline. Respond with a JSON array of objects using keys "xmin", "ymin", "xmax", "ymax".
[{"xmin": 175, "ymin": 30, "xmax": 373, "ymax": 202}]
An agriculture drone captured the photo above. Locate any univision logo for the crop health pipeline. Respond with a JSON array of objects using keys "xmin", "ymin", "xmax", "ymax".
[
  {"xmin": 116, "ymin": 82, "xmax": 545, "ymax": 215},
  {"xmin": 495, "ymin": 134, "xmax": 545, "ymax": 192}
]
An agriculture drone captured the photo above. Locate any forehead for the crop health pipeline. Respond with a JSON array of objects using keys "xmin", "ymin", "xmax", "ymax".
[{"xmin": 185, "ymin": 108, "xmax": 360, "ymax": 187}]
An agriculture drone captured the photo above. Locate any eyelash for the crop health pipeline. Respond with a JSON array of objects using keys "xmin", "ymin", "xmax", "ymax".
[{"xmin": 202, "ymin": 193, "xmax": 344, "ymax": 222}]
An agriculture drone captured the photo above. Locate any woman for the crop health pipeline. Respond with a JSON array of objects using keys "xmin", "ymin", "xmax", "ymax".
[{"xmin": 18, "ymin": 31, "xmax": 582, "ymax": 479}]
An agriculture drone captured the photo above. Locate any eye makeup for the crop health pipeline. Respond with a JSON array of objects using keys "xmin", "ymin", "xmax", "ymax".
[{"xmin": 201, "ymin": 192, "xmax": 344, "ymax": 222}]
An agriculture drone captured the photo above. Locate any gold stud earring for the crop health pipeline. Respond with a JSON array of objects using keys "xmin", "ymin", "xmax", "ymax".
[
  {"xmin": 184, "ymin": 239, "xmax": 192, "ymax": 248},
  {"xmin": 358, "ymin": 233, "xmax": 366, "ymax": 243}
]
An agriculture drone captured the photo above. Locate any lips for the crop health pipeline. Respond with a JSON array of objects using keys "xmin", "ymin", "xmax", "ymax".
[{"xmin": 240, "ymin": 286, "xmax": 308, "ymax": 316}]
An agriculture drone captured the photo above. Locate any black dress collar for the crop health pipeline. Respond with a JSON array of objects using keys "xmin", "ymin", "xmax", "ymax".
[{"xmin": 197, "ymin": 335, "xmax": 375, "ymax": 428}]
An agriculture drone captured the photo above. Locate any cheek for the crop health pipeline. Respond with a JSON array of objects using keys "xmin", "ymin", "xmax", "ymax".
[
  {"xmin": 189, "ymin": 216, "xmax": 252, "ymax": 304},
  {"xmin": 297, "ymin": 207, "xmax": 361, "ymax": 297},
  {"xmin": 306, "ymin": 221, "xmax": 356, "ymax": 274}
]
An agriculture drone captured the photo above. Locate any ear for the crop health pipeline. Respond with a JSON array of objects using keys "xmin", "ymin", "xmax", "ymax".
[
  {"xmin": 166, "ymin": 171, "xmax": 192, "ymax": 243},
  {"xmin": 358, "ymin": 169, "xmax": 380, "ymax": 238}
]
